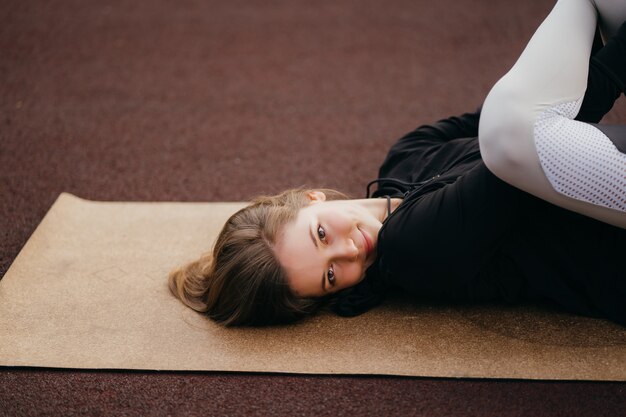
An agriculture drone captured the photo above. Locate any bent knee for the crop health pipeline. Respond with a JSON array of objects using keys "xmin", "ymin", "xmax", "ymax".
[{"xmin": 478, "ymin": 82, "xmax": 537, "ymax": 179}]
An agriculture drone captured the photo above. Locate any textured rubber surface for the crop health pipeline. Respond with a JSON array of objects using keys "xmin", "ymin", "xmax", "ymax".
[{"xmin": 1, "ymin": 0, "xmax": 625, "ymax": 416}]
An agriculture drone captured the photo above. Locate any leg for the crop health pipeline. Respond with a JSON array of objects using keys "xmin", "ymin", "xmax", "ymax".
[{"xmin": 478, "ymin": 0, "xmax": 626, "ymax": 229}]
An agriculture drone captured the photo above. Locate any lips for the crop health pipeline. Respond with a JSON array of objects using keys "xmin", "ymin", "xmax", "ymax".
[{"xmin": 359, "ymin": 227, "xmax": 372, "ymax": 257}]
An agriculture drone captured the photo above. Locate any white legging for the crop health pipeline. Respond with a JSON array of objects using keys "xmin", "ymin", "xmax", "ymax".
[{"xmin": 479, "ymin": 0, "xmax": 626, "ymax": 229}]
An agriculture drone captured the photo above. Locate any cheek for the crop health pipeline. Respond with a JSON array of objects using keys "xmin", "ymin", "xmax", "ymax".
[
  {"xmin": 340, "ymin": 263, "xmax": 365, "ymax": 288},
  {"xmin": 325, "ymin": 209, "xmax": 353, "ymax": 230}
]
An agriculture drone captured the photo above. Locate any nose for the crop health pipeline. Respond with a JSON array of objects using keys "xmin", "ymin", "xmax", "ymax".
[{"xmin": 329, "ymin": 237, "xmax": 359, "ymax": 261}]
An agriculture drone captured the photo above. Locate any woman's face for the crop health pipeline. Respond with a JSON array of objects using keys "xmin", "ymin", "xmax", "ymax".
[{"xmin": 274, "ymin": 191, "xmax": 383, "ymax": 298}]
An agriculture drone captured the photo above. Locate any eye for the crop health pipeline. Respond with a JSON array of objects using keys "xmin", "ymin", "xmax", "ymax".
[
  {"xmin": 327, "ymin": 265, "xmax": 336, "ymax": 286},
  {"xmin": 317, "ymin": 225, "xmax": 327, "ymax": 243}
]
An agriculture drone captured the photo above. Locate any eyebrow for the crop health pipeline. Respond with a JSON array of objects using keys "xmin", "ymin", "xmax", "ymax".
[
  {"xmin": 308, "ymin": 224, "xmax": 318, "ymax": 249},
  {"xmin": 309, "ymin": 223, "xmax": 326, "ymax": 292}
]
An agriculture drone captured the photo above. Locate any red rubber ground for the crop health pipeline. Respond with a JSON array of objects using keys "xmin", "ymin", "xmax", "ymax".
[{"xmin": 1, "ymin": 1, "xmax": 625, "ymax": 416}]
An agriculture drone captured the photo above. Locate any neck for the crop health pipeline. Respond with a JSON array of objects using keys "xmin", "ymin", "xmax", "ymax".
[{"xmin": 349, "ymin": 197, "xmax": 403, "ymax": 222}]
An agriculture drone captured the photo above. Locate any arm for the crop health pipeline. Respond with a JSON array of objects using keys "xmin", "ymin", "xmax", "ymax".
[
  {"xmin": 403, "ymin": 107, "xmax": 482, "ymax": 145},
  {"xmin": 373, "ymin": 108, "xmax": 483, "ymax": 197}
]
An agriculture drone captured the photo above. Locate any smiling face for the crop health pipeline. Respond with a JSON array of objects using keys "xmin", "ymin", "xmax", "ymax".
[{"xmin": 273, "ymin": 191, "xmax": 385, "ymax": 298}]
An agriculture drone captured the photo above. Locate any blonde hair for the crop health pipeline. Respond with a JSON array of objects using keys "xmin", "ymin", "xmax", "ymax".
[{"xmin": 168, "ymin": 188, "xmax": 350, "ymax": 326}]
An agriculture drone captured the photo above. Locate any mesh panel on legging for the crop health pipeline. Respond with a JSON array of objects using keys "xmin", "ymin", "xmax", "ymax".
[{"xmin": 534, "ymin": 99, "xmax": 626, "ymax": 211}]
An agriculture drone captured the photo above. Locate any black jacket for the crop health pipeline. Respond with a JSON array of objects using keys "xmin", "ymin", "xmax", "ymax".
[{"xmin": 334, "ymin": 27, "xmax": 626, "ymax": 326}]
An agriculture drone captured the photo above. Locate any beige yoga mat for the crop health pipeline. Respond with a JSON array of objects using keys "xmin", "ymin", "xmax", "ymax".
[{"xmin": 1, "ymin": 193, "xmax": 625, "ymax": 380}]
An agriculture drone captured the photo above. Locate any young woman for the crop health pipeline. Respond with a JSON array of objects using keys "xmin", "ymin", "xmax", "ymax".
[{"xmin": 170, "ymin": 0, "xmax": 626, "ymax": 327}]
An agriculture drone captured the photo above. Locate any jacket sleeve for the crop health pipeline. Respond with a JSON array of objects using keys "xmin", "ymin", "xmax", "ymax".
[
  {"xmin": 377, "ymin": 108, "xmax": 483, "ymax": 180},
  {"xmin": 402, "ymin": 108, "xmax": 481, "ymax": 145}
]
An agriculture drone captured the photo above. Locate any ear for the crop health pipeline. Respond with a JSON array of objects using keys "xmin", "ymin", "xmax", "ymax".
[{"xmin": 307, "ymin": 190, "xmax": 327, "ymax": 204}]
